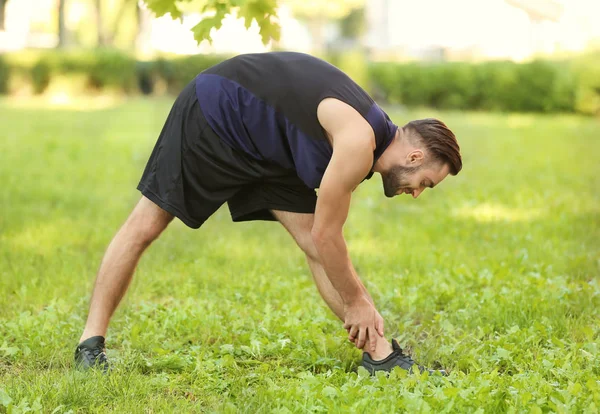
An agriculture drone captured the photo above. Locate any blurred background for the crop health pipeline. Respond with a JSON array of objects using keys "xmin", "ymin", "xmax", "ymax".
[
  {"xmin": 2, "ymin": 3, "xmax": 600, "ymax": 410},
  {"xmin": 0, "ymin": 0, "xmax": 599, "ymax": 114}
]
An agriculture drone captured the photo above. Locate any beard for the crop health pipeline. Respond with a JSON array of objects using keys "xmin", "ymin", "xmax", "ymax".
[{"xmin": 382, "ymin": 165, "xmax": 421, "ymax": 198}]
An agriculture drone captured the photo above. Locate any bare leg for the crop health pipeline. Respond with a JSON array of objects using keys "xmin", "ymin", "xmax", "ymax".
[
  {"xmin": 79, "ymin": 196, "xmax": 173, "ymax": 343},
  {"xmin": 272, "ymin": 210, "xmax": 393, "ymax": 360}
]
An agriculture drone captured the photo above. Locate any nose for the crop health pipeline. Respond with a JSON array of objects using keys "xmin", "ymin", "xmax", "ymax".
[{"xmin": 412, "ymin": 188, "xmax": 424, "ymax": 199}]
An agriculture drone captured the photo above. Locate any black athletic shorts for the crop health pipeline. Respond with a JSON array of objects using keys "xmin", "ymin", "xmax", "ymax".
[{"xmin": 137, "ymin": 80, "xmax": 318, "ymax": 229}]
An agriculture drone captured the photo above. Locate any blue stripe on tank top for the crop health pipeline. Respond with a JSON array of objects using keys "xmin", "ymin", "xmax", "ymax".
[
  {"xmin": 195, "ymin": 73, "xmax": 396, "ymax": 189},
  {"xmin": 195, "ymin": 73, "xmax": 332, "ymax": 189}
]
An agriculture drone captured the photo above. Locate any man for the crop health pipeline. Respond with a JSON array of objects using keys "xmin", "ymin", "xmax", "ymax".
[{"xmin": 75, "ymin": 52, "xmax": 462, "ymax": 375}]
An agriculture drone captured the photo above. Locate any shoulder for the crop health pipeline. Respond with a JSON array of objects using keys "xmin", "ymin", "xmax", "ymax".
[{"xmin": 317, "ymin": 98, "xmax": 375, "ymax": 149}]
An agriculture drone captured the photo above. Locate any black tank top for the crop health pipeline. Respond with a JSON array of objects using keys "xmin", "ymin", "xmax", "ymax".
[{"xmin": 194, "ymin": 52, "xmax": 397, "ymax": 189}]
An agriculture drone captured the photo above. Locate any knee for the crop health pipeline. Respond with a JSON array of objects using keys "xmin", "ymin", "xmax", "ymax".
[
  {"xmin": 123, "ymin": 201, "xmax": 172, "ymax": 247},
  {"xmin": 122, "ymin": 216, "xmax": 161, "ymax": 248}
]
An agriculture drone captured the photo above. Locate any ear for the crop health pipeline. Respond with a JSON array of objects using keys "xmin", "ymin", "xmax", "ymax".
[{"xmin": 406, "ymin": 149, "xmax": 425, "ymax": 166}]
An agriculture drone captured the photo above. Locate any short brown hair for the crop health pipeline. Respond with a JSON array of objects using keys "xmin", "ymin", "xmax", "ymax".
[{"xmin": 403, "ymin": 119, "xmax": 462, "ymax": 175}]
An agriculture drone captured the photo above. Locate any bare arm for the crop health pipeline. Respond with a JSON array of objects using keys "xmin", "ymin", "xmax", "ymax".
[
  {"xmin": 311, "ymin": 99, "xmax": 384, "ymax": 350},
  {"xmin": 311, "ymin": 144, "xmax": 370, "ymax": 303}
]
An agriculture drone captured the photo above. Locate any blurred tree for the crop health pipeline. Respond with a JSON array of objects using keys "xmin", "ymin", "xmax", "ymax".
[
  {"xmin": 84, "ymin": 0, "xmax": 141, "ymax": 49},
  {"xmin": 339, "ymin": 7, "xmax": 365, "ymax": 41},
  {"xmin": 135, "ymin": 1, "xmax": 153, "ymax": 53},
  {"xmin": 95, "ymin": 0, "xmax": 107, "ymax": 46},
  {"xmin": 105, "ymin": 0, "xmax": 137, "ymax": 47},
  {"xmin": 58, "ymin": 0, "xmax": 67, "ymax": 48},
  {"xmin": 135, "ymin": 1, "xmax": 143, "ymax": 48},
  {"xmin": 285, "ymin": 0, "xmax": 363, "ymax": 22},
  {"xmin": 142, "ymin": 0, "xmax": 280, "ymax": 45},
  {"xmin": 0, "ymin": 0, "xmax": 7, "ymax": 31},
  {"xmin": 284, "ymin": 0, "xmax": 364, "ymax": 51}
]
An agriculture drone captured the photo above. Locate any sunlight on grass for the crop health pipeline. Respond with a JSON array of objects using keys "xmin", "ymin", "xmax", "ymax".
[
  {"xmin": 347, "ymin": 239, "xmax": 381, "ymax": 258},
  {"xmin": 4, "ymin": 219, "xmax": 84, "ymax": 256},
  {"xmin": 452, "ymin": 202, "xmax": 545, "ymax": 222},
  {"xmin": 1, "ymin": 95, "xmax": 125, "ymax": 111},
  {"xmin": 506, "ymin": 114, "xmax": 536, "ymax": 128}
]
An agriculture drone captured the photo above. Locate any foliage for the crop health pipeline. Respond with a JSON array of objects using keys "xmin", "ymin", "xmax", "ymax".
[
  {"xmin": 284, "ymin": 0, "xmax": 364, "ymax": 21},
  {"xmin": 572, "ymin": 52, "xmax": 600, "ymax": 115},
  {"xmin": 142, "ymin": 0, "xmax": 281, "ymax": 45},
  {"xmin": 2, "ymin": 50, "xmax": 600, "ymax": 115},
  {"xmin": 87, "ymin": 50, "xmax": 138, "ymax": 91},
  {"xmin": 141, "ymin": 0, "xmax": 364, "ymax": 46},
  {"xmin": 0, "ymin": 99, "xmax": 598, "ymax": 412},
  {"xmin": 1, "ymin": 50, "xmax": 228, "ymax": 95},
  {"xmin": 0, "ymin": 55, "xmax": 8, "ymax": 94},
  {"xmin": 369, "ymin": 59, "xmax": 582, "ymax": 113},
  {"xmin": 339, "ymin": 7, "xmax": 366, "ymax": 40},
  {"xmin": 30, "ymin": 60, "xmax": 52, "ymax": 95}
]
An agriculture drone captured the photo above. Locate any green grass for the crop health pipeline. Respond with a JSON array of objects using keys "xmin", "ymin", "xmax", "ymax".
[{"xmin": 0, "ymin": 96, "xmax": 598, "ymax": 413}]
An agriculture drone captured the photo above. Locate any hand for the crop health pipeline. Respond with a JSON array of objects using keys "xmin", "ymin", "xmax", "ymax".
[{"xmin": 342, "ymin": 296, "xmax": 384, "ymax": 352}]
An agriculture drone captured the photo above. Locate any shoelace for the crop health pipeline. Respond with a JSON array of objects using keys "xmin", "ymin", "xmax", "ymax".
[
  {"xmin": 393, "ymin": 348, "xmax": 415, "ymax": 364},
  {"xmin": 387, "ymin": 346, "xmax": 424, "ymax": 372},
  {"xmin": 79, "ymin": 346, "xmax": 107, "ymax": 365}
]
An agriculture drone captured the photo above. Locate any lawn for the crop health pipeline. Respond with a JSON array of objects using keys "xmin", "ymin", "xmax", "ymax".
[{"xmin": 0, "ymin": 96, "xmax": 598, "ymax": 413}]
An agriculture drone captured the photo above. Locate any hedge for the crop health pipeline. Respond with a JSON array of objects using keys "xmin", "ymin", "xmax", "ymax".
[
  {"xmin": 1, "ymin": 50, "xmax": 227, "ymax": 96},
  {"xmin": 368, "ymin": 59, "xmax": 584, "ymax": 113},
  {"xmin": 0, "ymin": 55, "xmax": 9, "ymax": 94},
  {"xmin": 0, "ymin": 49, "xmax": 599, "ymax": 115}
]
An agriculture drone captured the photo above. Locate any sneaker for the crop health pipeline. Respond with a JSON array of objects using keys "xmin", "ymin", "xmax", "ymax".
[
  {"xmin": 361, "ymin": 339, "xmax": 447, "ymax": 376},
  {"xmin": 74, "ymin": 336, "xmax": 109, "ymax": 372}
]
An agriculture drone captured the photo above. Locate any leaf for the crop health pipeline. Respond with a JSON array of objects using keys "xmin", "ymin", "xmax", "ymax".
[
  {"xmin": 356, "ymin": 366, "xmax": 370, "ymax": 378},
  {"xmin": 0, "ymin": 388, "xmax": 12, "ymax": 407},
  {"xmin": 257, "ymin": 18, "xmax": 280, "ymax": 45},
  {"xmin": 530, "ymin": 405, "xmax": 543, "ymax": 414},
  {"xmin": 444, "ymin": 387, "xmax": 460, "ymax": 398},
  {"xmin": 322, "ymin": 386, "xmax": 338, "ymax": 398},
  {"xmin": 249, "ymin": 0, "xmax": 280, "ymax": 44},
  {"xmin": 144, "ymin": 0, "xmax": 280, "ymax": 45},
  {"xmin": 495, "ymin": 347, "xmax": 511, "ymax": 360},
  {"xmin": 32, "ymin": 397, "xmax": 43, "ymax": 412},
  {"xmin": 143, "ymin": 0, "xmax": 183, "ymax": 19},
  {"xmin": 220, "ymin": 344, "xmax": 235, "ymax": 354},
  {"xmin": 567, "ymin": 382, "xmax": 582, "ymax": 396},
  {"xmin": 191, "ymin": 12, "xmax": 227, "ymax": 44},
  {"xmin": 0, "ymin": 341, "xmax": 19, "ymax": 357}
]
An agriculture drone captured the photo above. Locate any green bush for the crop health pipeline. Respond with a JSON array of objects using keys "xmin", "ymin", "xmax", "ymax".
[
  {"xmin": 0, "ymin": 55, "xmax": 9, "ymax": 94},
  {"xmin": 30, "ymin": 58, "xmax": 52, "ymax": 94},
  {"xmin": 135, "ymin": 60, "xmax": 156, "ymax": 94},
  {"xmin": 470, "ymin": 61, "xmax": 517, "ymax": 111},
  {"xmin": 87, "ymin": 50, "xmax": 137, "ymax": 92},
  {"xmin": 369, "ymin": 58, "xmax": 580, "ymax": 113},
  {"xmin": 0, "ymin": 49, "xmax": 597, "ymax": 115},
  {"xmin": 511, "ymin": 60, "xmax": 561, "ymax": 112},
  {"xmin": 572, "ymin": 52, "xmax": 600, "ymax": 115},
  {"xmin": 368, "ymin": 62, "xmax": 401, "ymax": 103}
]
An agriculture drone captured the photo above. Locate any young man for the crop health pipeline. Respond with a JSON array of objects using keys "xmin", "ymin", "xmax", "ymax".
[{"xmin": 75, "ymin": 52, "xmax": 462, "ymax": 374}]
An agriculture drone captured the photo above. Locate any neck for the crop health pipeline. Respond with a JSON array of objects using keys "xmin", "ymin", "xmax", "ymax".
[
  {"xmin": 373, "ymin": 156, "xmax": 386, "ymax": 174},
  {"xmin": 373, "ymin": 127, "xmax": 402, "ymax": 174}
]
